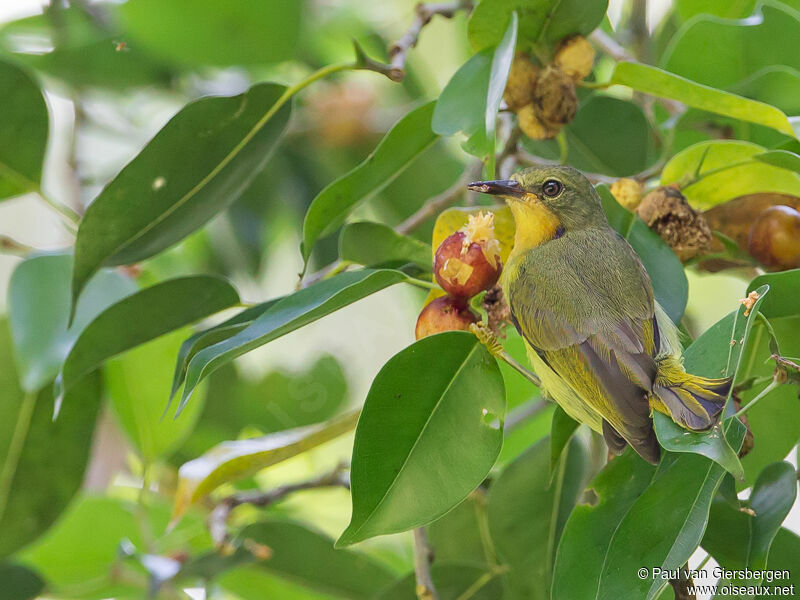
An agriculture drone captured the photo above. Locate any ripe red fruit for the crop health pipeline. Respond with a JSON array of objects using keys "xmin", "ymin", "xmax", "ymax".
[
  {"xmin": 434, "ymin": 212, "xmax": 502, "ymax": 299},
  {"xmin": 415, "ymin": 296, "xmax": 478, "ymax": 339},
  {"xmin": 747, "ymin": 205, "xmax": 800, "ymax": 270}
]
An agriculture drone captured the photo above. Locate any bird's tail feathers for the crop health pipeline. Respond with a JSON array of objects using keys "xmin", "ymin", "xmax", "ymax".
[{"xmin": 649, "ymin": 356, "xmax": 732, "ymax": 430}]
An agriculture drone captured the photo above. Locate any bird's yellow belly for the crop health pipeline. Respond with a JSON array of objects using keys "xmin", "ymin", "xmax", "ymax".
[{"xmin": 526, "ymin": 343, "xmax": 603, "ymax": 432}]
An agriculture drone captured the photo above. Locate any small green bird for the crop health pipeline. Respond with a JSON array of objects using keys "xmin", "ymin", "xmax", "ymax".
[{"xmin": 468, "ymin": 166, "xmax": 731, "ymax": 464}]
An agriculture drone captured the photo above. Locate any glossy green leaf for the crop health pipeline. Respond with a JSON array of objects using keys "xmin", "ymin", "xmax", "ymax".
[
  {"xmin": 118, "ymin": 0, "xmax": 302, "ymax": 66},
  {"xmin": 71, "ymin": 82, "xmax": 291, "ymax": 306},
  {"xmin": 58, "ymin": 275, "xmax": 239, "ymax": 403},
  {"xmin": 524, "ymin": 95, "xmax": 658, "ymax": 176},
  {"xmin": 0, "ymin": 320, "xmax": 102, "ymax": 558},
  {"xmin": 172, "ymin": 410, "xmax": 359, "ymax": 521},
  {"xmin": 550, "ymin": 406, "xmax": 580, "ymax": 475},
  {"xmin": 468, "ymin": 0, "xmax": 607, "ymax": 49},
  {"xmin": 218, "ymin": 567, "xmax": 336, "ymax": 600},
  {"xmin": 662, "ymin": 3, "xmax": 800, "ymax": 90},
  {"xmin": 488, "ymin": 437, "xmax": 588, "ymax": 599},
  {"xmin": 755, "ymin": 149, "xmax": 800, "ymax": 173},
  {"xmin": 107, "ymin": 328, "xmax": 206, "ymax": 461},
  {"xmin": 170, "ymin": 299, "xmax": 281, "ymax": 399},
  {"xmin": 376, "ymin": 563, "xmax": 504, "ymax": 600},
  {"xmin": 609, "ymin": 62, "xmax": 797, "ymax": 138},
  {"xmin": 302, "ymin": 103, "xmax": 437, "ymax": 264},
  {"xmin": 231, "ymin": 521, "xmax": 395, "ymax": 599},
  {"xmin": 598, "ymin": 185, "xmax": 688, "ymax": 322},
  {"xmin": 749, "ymin": 269, "xmax": 800, "ymax": 318},
  {"xmin": 0, "ymin": 563, "xmax": 44, "ymax": 600},
  {"xmin": 177, "ymin": 269, "xmax": 409, "ymax": 414},
  {"xmin": 676, "ymin": 0, "xmax": 757, "ymax": 19},
  {"xmin": 703, "ymin": 462, "xmax": 797, "ymax": 578},
  {"xmin": 433, "ymin": 15, "xmax": 516, "ymax": 165},
  {"xmin": 652, "ymin": 285, "xmax": 769, "ymax": 478},
  {"xmin": 8, "ymin": 253, "xmax": 136, "ymax": 392},
  {"xmin": 339, "ymin": 222, "xmax": 431, "ymax": 269},
  {"xmin": 428, "ymin": 493, "xmax": 492, "ymax": 566},
  {"xmin": 338, "ymin": 332, "xmax": 505, "ymax": 546},
  {"xmin": 0, "ymin": 59, "xmax": 47, "ymax": 200},
  {"xmin": 661, "ymin": 140, "xmax": 800, "ymax": 208}
]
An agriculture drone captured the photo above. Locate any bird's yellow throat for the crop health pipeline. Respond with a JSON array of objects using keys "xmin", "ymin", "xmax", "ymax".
[{"xmin": 507, "ymin": 194, "xmax": 563, "ymax": 258}]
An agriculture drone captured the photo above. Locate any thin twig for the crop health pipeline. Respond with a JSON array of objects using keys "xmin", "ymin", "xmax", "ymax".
[
  {"xmin": 389, "ymin": 1, "xmax": 474, "ymax": 82},
  {"xmin": 208, "ymin": 464, "xmax": 350, "ymax": 548},
  {"xmin": 0, "ymin": 235, "xmax": 34, "ymax": 255},
  {"xmin": 413, "ymin": 527, "xmax": 438, "ymax": 600}
]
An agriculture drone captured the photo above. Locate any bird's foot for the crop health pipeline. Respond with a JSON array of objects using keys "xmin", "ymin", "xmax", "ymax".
[{"xmin": 470, "ymin": 322, "xmax": 505, "ymax": 358}]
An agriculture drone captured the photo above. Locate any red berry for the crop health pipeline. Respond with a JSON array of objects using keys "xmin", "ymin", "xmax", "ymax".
[{"xmin": 415, "ymin": 296, "xmax": 479, "ymax": 339}]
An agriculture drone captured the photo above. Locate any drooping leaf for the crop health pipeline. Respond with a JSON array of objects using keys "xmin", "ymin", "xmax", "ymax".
[
  {"xmin": 58, "ymin": 275, "xmax": 239, "ymax": 403},
  {"xmin": 106, "ymin": 328, "xmax": 207, "ymax": 462},
  {"xmin": 609, "ymin": 62, "xmax": 797, "ymax": 139},
  {"xmin": 0, "ymin": 320, "xmax": 102, "ymax": 558},
  {"xmin": 597, "ymin": 186, "xmax": 688, "ymax": 322},
  {"xmin": 177, "ymin": 269, "xmax": 409, "ymax": 414},
  {"xmin": 0, "ymin": 59, "xmax": 48, "ymax": 200},
  {"xmin": 71, "ymin": 83, "xmax": 291, "ymax": 306},
  {"xmin": 661, "ymin": 140, "xmax": 800, "ymax": 208},
  {"xmin": 488, "ymin": 437, "xmax": 589, "ymax": 600},
  {"xmin": 550, "ymin": 406, "xmax": 580, "ymax": 475},
  {"xmin": 0, "ymin": 563, "xmax": 45, "ymax": 600},
  {"xmin": 118, "ymin": 0, "xmax": 302, "ymax": 67},
  {"xmin": 8, "ymin": 253, "xmax": 136, "ymax": 393},
  {"xmin": 427, "ymin": 493, "xmax": 492, "ymax": 566},
  {"xmin": 338, "ymin": 332, "xmax": 505, "ymax": 546},
  {"xmin": 172, "ymin": 410, "xmax": 359, "ymax": 521},
  {"xmin": 755, "ymin": 149, "xmax": 800, "ymax": 173},
  {"xmin": 339, "ymin": 222, "xmax": 431, "ymax": 270},
  {"xmin": 468, "ymin": 0, "xmax": 608, "ymax": 49},
  {"xmin": 302, "ymin": 103, "xmax": 438, "ymax": 264},
  {"xmin": 749, "ymin": 268, "xmax": 800, "ymax": 318},
  {"xmin": 376, "ymin": 563, "xmax": 504, "ymax": 600},
  {"xmin": 433, "ymin": 14, "xmax": 517, "ymax": 165},
  {"xmin": 652, "ymin": 285, "xmax": 770, "ymax": 478}
]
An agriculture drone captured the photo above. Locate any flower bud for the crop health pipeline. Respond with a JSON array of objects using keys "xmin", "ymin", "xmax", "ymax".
[
  {"xmin": 532, "ymin": 65, "xmax": 578, "ymax": 127},
  {"xmin": 610, "ymin": 178, "xmax": 643, "ymax": 211},
  {"xmin": 554, "ymin": 35, "xmax": 596, "ymax": 81},
  {"xmin": 747, "ymin": 205, "xmax": 800, "ymax": 270},
  {"xmin": 415, "ymin": 296, "xmax": 479, "ymax": 339},
  {"xmin": 517, "ymin": 103, "xmax": 559, "ymax": 140},
  {"xmin": 504, "ymin": 52, "xmax": 539, "ymax": 110},
  {"xmin": 434, "ymin": 212, "xmax": 502, "ymax": 298}
]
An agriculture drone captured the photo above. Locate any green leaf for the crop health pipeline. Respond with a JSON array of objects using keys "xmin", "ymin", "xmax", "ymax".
[
  {"xmin": 433, "ymin": 14, "xmax": 516, "ymax": 166},
  {"xmin": 662, "ymin": 3, "xmax": 800, "ymax": 90},
  {"xmin": 661, "ymin": 140, "xmax": 800, "ymax": 208},
  {"xmin": 339, "ymin": 222, "xmax": 431, "ymax": 269},
  {"xmin": 338, "ymin": 332, "xmax": 505, "ymax": 546},
  {"xmin": 552, "ymin": 451, "xmax": 657, "ymax": 600},
  {"xmin": 302, "ymin": 103, "xmax": 438, "ymax": 264},
  {"xmin": 118, "ymin": 0, "xmax": 302, "ymax": 67},
  {"xmin": 755, "ymin": 149, "xmax": 800, "ymax": 173},
  {"xmin": 550, "ymin": 406, "xmax": 580, "ymax": 475},
  {"xmin": 229, "ymin": 521, "xmax": 395, "ymax": 599},
  {"xmin": 106, "ymin": 328, "xmax": 206, "ymax": 461},
  {"xmin": 488, "ymin": 437, "xmax": 589, "ymax": 599},
  {"xmin": 524, "ymin": 95, "xmax": 658, "ymax": 176},
  {"xmin": 749, "ymin": 268, "xmax": 800, "ymax": 318},
  {"xmin": 376, "ymin": 563, "xmax": 504, "ymax": 600},
  {"xmin": 71, "ymin": 82, "xmax": 291, "ymax": 306},
  {"xmin": 177, "ymin": 269, "xmax": 409, "ymax": 415},
  {"xmin": 0, "ymin": 563, "xmax": 44, "ymax": 600},
  {"xmin": 597, "ymin": 185, "xmax": 688, "ymax": 322},
  {"xmin": 609, "ymin": 62, "xmax": 797, "ymax": 139},
  {"xmin": 652, "ymin": 285, "xmax": 770, "ymax": 478},
  {"xmin": 468, "ymin": 0, "xmax": 608, "ymax": 49},
  {"xmin": 218, "ymin": 567, "xmax": 336, "ymax": 600},
  {"xmin": 8, "ymin": 253, "xmax": 136, "ymax": 392},
  {"xmin": 172, "ymin": 410, "xmax": 359, "ymax": 521},
  {"xmin": 0, "ymin": 59, "xmax": 48, "ymax": 200},
  {"xmin": 428, "ymin": 493, "xmax": 492, "ymax": 566},
  {"xmin": 0, "ymin": 320, "xmax": 102, "ymax": 558},
  {"xmin": 58, "ymin": 275, "xmax": 239, "ymax": 404},
  {"xmin": 675, "ymin": 0, "xmax": 757, "ymax": 19},
  {"xmin": 703, "ymin": 462, "xmax": 797, "ymax": 576}
]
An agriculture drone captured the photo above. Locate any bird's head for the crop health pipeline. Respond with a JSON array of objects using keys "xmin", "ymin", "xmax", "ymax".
[{"xmin": 468, "ymin": 166, "xmax": 606, "ymax": 250}]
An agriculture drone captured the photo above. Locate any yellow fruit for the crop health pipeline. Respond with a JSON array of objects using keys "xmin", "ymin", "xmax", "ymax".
[
  {"xmin": 554, "ymin": 35, "xmax": 596, "ymax": 81},
  {"xmin": 610, "ymin": 178, "xmax": 644, "ymax": 211},
  {"xmin": 533, "ymin": 66, "xmax": 578, "ymax": 126},
  {"xmin": 517, "ymin": 104, "xmax": 559, "ymax": 140},
  {"xmin": 503, "ymin": 52, "xmax": 539, "ymax": 110}
]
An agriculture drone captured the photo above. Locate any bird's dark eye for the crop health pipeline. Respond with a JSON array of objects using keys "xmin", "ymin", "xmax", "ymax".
[{"xmin": 542, "ymin": 179, "xmax": 563, "ymax": 198}]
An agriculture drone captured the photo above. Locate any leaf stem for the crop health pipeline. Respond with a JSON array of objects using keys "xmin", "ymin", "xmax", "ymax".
[
  {"xmin": 405, "ymin": 276, "xmax": 440, "ymax": 290},
  {"xmin": 556, "ymin": 130, "xmax": 569, "ymax": 164},
  {"xmin": 731, "ymin": 379, "xmax": 779, "ymax": 420},
  {"xmin": 0, "ymin": 391, "xmax": 37, "ymax": 521},
  {"xmin": 36, "ymin": 189, "xmax": 81, "ymax": 227}
]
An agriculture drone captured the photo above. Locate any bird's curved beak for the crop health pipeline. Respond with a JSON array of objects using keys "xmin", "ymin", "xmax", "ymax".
[{"xmin": 467, "ymin": 179, "xmax": 524, "ymax": 198}]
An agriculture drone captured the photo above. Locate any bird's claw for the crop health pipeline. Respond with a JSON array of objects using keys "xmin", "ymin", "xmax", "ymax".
[{"xmin": 470, "ymin": 322, "xmax": 505, "ymax": 358}]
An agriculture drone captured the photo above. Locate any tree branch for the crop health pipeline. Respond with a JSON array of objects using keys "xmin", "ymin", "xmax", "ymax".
[
  {"xmin": 413, "ymin": 527, "xmax": 438, "ymax": 600},
  {"xmin": 208, "ymin": 463, "xmax": 350, "ymax": 548},
  {"xmin": 389, "ymin": 1, "xmax": 474, "ymax": 82}
]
